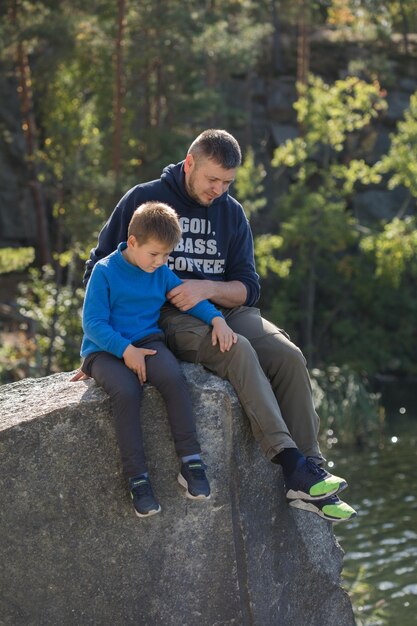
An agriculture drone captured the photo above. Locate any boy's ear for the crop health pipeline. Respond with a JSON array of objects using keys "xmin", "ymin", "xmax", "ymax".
[{"xmin": 127, "ymin": 234, "xmax": 138, "ymax": 247}]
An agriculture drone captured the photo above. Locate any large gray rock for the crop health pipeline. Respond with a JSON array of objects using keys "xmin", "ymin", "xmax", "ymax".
[{"xmin": 0, "ymin": 365, "xmax": 355, "ymax": 626}]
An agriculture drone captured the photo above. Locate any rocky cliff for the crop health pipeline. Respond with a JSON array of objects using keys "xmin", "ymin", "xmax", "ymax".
[{"xmin": 0, "ymin": 364, "xmax": 355, "ymax": 626}]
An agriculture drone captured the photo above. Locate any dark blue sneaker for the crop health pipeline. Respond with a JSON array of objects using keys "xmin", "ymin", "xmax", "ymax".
[
  {"xmin": 177, "ymin": 460, "xmax": 211, "ymax": 500},
  {"xmin": 289, "ymin": 494, "xmax": 357, "ymax": 522},
  {"xmin": 129, "ymin": 475, "xmax": 161, "ymax": 518},
  {"xmin": 285, "ymin": 457, "xmax": 347, "ymax": 501}
]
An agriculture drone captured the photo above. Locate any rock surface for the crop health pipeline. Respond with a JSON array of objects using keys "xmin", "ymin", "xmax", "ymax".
[{"xmin": 0, "ymin": 365, "xmax": 355, "ymax": 626}]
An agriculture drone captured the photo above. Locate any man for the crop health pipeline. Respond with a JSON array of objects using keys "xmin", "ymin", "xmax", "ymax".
[{"xmin": 74, "ymin": 129, "xmax": 356, "ymax": 522}]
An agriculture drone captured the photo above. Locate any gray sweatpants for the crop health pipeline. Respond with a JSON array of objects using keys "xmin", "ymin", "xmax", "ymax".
[{"xmin": 159, "ymin": 305, "xmax": 323, "ymax": 462}]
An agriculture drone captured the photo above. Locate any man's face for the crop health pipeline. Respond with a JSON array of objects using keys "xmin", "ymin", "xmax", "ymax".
[{"xmin": 184, "ymin": 154, "xmax": 236, "ymax": 207}]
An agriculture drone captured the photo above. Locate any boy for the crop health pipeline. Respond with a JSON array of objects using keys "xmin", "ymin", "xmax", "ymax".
[{"xmin": 80, "ymin": 201, "xmax": 237, "ymax": 518}]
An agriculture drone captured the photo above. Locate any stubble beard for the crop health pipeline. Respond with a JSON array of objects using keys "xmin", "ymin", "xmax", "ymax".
[{"xmin": 185, "ymin": 174, "xmax": 211, "ymax": 208}]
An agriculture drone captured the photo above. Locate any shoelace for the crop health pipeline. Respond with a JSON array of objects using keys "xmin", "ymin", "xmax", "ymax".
[{"xmin": 305, "ymin": 457, "xmax": 327, "ymax": 478}]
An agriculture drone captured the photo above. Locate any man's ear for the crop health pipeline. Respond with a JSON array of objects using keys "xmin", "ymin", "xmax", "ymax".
[{"xmin": 184, "ymin": 153, "xmax": 194, "ymax": 173}]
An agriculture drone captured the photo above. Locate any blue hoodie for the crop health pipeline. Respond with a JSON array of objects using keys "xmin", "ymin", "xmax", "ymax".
[{"xmin": 84, "ymin": 161, "xmax": 260, "ymax": 306}]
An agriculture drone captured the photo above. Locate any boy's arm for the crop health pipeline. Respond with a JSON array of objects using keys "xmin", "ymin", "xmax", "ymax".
[
  {"xmin": 165, "ymin": 270, "xmax": 224, "ymax": 325},
  {"xmin": 82, "ymin": 267, "xmax": 131, "ymax": 358},
  {"xmin": 165, "ymin": 269, "xmax": 237, "ymax": 352}
]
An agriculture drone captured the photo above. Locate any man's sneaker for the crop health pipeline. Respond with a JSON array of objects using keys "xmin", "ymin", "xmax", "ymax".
[
  {"xmin": 285, "ymin": 457, "xmax": 347, "ymax": 501},
  {"xmin": 289, "ymin": 494, "xmax": 357, "ymax": 523},
  {"xmin": 177, "ymin": 460, "xmax": 211, "ymax": 500},
  {"xmin": 129, "ymin": 475, "xmax": 161, "ymax": 518}
]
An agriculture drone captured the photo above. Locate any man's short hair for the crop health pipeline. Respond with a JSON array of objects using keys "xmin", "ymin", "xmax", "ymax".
[
  {"xmin": 188, "ymin": 129, "xmax": 242, "ymax": 169},
  {"xmin": 128, "ymin": 201, "xmax": 182, "ymax": 249}
]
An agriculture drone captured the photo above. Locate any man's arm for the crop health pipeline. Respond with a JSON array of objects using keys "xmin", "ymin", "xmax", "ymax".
[{"xmin": 167, "ymin": 278, "xmax": 247, "ymax": 311}]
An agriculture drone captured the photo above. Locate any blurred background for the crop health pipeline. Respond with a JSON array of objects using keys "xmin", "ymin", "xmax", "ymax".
[{"xmin": 1, "ymin": 2, "xmax": 416, "ymax": 624}]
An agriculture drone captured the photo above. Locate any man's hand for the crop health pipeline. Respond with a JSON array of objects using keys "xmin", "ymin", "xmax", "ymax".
[
  {"xmin": 70, "ymin": 369, "xmax": 90, "ymax": 382},
  {"xmin": 166, "ymin": 279, "xmax": 209, "ymax": 311},
  {"xmin": 211, "ymin": 317, "xmax": 238, "ymax": 353},
  {"xmin": 167, "ymin": 278, "xmax": 247, "ymax": 309},
  {"xmin": 123, "ymin": 344, "xmax": 157, "ymax": 384}
]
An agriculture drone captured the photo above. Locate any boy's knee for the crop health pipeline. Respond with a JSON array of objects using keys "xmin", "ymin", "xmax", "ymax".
[
  {"xmin": 152, "ymin": 368, "xmax": 184, "ymax": 389},
  {"xmin": 113, "ymin": 380, "xmax": 142, "ymax": 404}
]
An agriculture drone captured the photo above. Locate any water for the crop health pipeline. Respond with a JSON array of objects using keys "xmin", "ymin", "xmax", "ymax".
[{"xmin": 328, "ymin": 383, "xmax": 417, "ymax": 626}]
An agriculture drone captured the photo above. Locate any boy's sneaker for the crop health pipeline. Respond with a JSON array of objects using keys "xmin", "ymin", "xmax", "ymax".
[
  {"xmin": 289, "ymin": 494, "xmax": 357, "ymax": 523},
  {"xmin": 285, "ymin": 457, "xmax": 347, "ymax": 501},
  {"xmin": 129, "ymin": 475, "xmax": 161, "ymax": 518},
  {"xmin": 178, "ymin": 460, "xmax": 211, "ymax": 500}
]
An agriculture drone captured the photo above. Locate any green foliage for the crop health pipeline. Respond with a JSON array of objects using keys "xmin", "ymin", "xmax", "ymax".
[
  {"xmin": 16, "ymin": 266, "xmax": 84, "ymax": 375},
  {"xmin": 192, "ymin": 10, "xmax": 272, "ymax": 76},
  {"xmin": 288, "ymin": 75, "xmax": 387, "ymax": 153},
  {"xmin": 1, "ymin": 1, "xmax": 417, "ymax": 384},
  {"xmin": 377, "ymin": 91, "xmax": 417, "ymax": 199},
  {"xmin": 326, "ymin": 0, "xmax": 417, "ymax": 41},
  {"xmin": 254, "ymin": 235, "xmax": 292, "ymax": 278},
  {"xmin": 269, "ymin": 75, "xmax": 386, "ymax": 364},
  {"xmin": 235, "ymin": 148, "xmax": 267, "ymax": 218},
  {"xmin": 358, "ymin": 94, "xmax": 417, "ymax": 288},
  {"xmin": 343, "ymin": 566, "xmax": 388, "ymax": 626},
  {"xmin": 0, "ymin": 247, "xmax": 35, "ymax": 274},
  {"xmin": 361, "ymin": 216, "xmax": 417, "ymax": 287},
  {"xmin": 310, "ymin": 366, "xmax": 383, "ymax": 447},
  {"xmin": 264, "ymin": 74, "xmax": 417, "ymax": 375}
]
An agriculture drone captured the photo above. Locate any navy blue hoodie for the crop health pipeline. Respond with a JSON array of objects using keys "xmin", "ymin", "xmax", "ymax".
[{"xmin": 84, "ymin": 161, "xmax": 260, "ymax": 306}]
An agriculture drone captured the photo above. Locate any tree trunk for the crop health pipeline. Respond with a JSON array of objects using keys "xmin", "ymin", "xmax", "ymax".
[
  {"xmin": 297, "ymin": 0, "xmax": 309, "ymax": 86},
  {"xmin": 11, "ymin": 0, "xmax": 52, "ymax": 266},
  {"xmin": 112, "ymin": 0, "xmax": 126, "ymax": 181},
  {"xmin": 398, "ymin": 0, "xmax": 410, "ymax": 55},
  {"xmin": 271, "ymin": 0, "xmax": 285, "ymax": 75}
]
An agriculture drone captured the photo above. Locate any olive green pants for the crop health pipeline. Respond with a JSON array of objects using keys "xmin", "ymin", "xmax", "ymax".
[{"xmin": 159, "ymin": 304, "xmax": 323, "ymax": 462}]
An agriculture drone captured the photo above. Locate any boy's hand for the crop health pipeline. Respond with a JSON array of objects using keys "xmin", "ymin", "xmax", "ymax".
[
  {"xmin": 70, "ymin": 368, "xmax": 90, "ymax": 381},
  {"xmin": 211, "ymin": 317, "xmax": 238, "ymax": 353},
  {"xmin": 123, "ymin": 345, "xmax": 157, "ymax": 384}
]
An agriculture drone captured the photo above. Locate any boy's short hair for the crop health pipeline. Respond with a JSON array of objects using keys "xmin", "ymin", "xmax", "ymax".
[
  {"xmin": 188, "ymin": 129, "xmax": 242, "ymax": 169},
  {"xmin": 128, "ymin": 202, "xmax": 182, "ymax": 249}
]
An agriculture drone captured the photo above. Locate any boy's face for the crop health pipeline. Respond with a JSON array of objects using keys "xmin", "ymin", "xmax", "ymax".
[{"xmin": 126, "ymin": 236, "xmax": 172, "ymax": 272}]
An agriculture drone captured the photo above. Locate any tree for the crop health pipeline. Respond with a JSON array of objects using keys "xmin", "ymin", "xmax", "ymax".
[
  {"xmin": 111, "ymin": 0, "xmax": 126, "ymax": 183},
  {"xmin": 7, "ymin": 0, "xmax": 53, "ymax": 266},
  {"xmin": 270, "ymin": 74, "xmax": 386, "ymax": 365},
  {"xmin": 361, "ymin": 91, "xmax": 417, "ymax": 287}
]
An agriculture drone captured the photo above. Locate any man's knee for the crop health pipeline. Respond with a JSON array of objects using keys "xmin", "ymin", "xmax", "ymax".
[
  {"xmin": 230, "ymin": 334, "xmax": 258, "ymax": 360},
  {"xmin": 208, "ymin": 334, "xmax": 259, "ymax": 377},
  {"xmin": 253, "ymin": 332, "xmax": 307, "ymax": 372}
]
